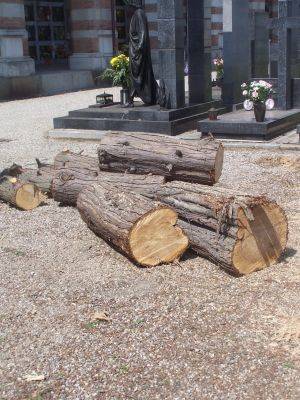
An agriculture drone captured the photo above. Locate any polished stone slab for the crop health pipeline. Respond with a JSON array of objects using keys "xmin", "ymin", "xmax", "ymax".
[
  {"xmin": 54, "ymin": 101, "xmax": 226, "ymax": 136},
  {"xmin": 198, "ymin": 108, "xmax": 300, "ymax": 140}
]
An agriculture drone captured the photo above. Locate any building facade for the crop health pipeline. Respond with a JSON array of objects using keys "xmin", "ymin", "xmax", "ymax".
[{"xmin": 0, "ymin": 0, "xmax": 287, "ymax": 99}]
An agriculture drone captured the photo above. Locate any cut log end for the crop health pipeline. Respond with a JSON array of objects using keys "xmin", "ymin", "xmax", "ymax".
[
  {"xmin": 15, "ymin": 183, "xmax": 42, "ymax": 210},
  {"xmin": 129, "ymin": 208, "xmax": 189, "ymax": 267},
  {"xmin": 232, "ymin": 202, "xmax": 288, "ymax": 275}
]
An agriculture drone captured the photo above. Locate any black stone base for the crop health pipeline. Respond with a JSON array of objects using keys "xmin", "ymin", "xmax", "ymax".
[
  {"xmin": 198, "ymin": 109, "xmax": 300, "ymax": 140},
  {"xmin": 54, "ymin": 101, "xmax": 227, "ymax": 136}
]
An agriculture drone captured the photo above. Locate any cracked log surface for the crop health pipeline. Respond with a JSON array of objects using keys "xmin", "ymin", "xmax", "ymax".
[
  {"xmin": 77, "ymin": 182, "xmax": 189, "ymax": 267},
  {"xmin": 98, "ymin": 132, "xmax": 224, "ymax": 185},
  {"xmin": 142, "ymin": 182, "xmax": 288, "ymax": 275}
]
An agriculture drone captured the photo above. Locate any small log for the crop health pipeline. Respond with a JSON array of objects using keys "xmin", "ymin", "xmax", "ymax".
[
  {"xmin": 1, "ymin": 160, "xmax": 54, "ymax": 196},
  {"xmin": 0, "ymin": 177, "xmax": 43, "ymax": 210},
  {"xmin": 143, "ymin": 182, "xmax": 288, "ymax": 275},
  {"xmin": 77, "ymin": 182, "xmax": 189, "ymax": 267},
  {"xmin": 98, "ymin": 132, "xmax": 224, "ymax": 185},
  {"xmin": 53, "ymin": 169, "xmax": 165, "ymax": 207}
]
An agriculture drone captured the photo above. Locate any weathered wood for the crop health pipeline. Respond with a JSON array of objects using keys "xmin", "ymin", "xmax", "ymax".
[
  {"xmin": 0, "ymin": 177, "xmax": 43, "ymax": 210},
  {"xmin": 77, "ymin": 182, "xmax": 189, "ymax": 267},
  {"xmin": 98, "ymin": 132, "xmax": 224, "ymax": 185},
  {"xmin": 1, "ymin": 160, "xmax": 54, "ymax": 196},
  {"xmin": 142, "ymin": 182, "xmax": 289, "ymax": 275},
  {"xmin": 54, "ymin": 150, "xmax": 99, "ymax": 173},
  {"xmin": 53, "ymin": 169, "xmax": 165, "ymax": 206}
]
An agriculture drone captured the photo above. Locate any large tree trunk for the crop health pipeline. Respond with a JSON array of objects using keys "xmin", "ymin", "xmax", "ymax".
[
  {"xmin": 98, "ymin": 132, "xmax": 224, "ymax": 185},
  {"xmin": 142, "ymin": 182, "xmax": 288, "ymax": 275},
  {"xmin": 0, "ymin": 177, "xmax": 43, "ymax": 210},
  {"xmin": 52, "ymin": 150, "xmax": 165, "ymax": 206},
  {"xmin": 53, "ymin": 169, "xmax": 165, "ymax": 206},
  {"xmin": 77, "ymin": 182, "xmax": 189, "ymax": 267}
]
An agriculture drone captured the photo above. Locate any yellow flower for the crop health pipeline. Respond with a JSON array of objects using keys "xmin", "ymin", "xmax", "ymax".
[{"xmin": 110, "ymin": 57, "xmax": 118, "ymax": 67}]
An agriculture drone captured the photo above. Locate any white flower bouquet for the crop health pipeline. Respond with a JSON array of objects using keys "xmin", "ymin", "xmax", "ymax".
[{"xmin": 241, "ymin": 80, "xmax": 274, "ymax": 103}]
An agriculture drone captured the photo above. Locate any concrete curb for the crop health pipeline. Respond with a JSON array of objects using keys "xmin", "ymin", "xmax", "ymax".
[
  {"xmin": 222, "ymin": 142, "xmax": 300, "ymax": 151},
  {"xmin": 46, "ymin": 129, "xmax": 300, "ymax": 151},
  {"xmin": 46, "ymin": 129, "xmax": 107, "ymax": 141}
]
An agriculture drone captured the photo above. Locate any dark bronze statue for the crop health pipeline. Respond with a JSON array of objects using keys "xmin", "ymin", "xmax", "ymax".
[{"xmin": 124, "ymin": 0, "xmax": 158, "ymax": 107}]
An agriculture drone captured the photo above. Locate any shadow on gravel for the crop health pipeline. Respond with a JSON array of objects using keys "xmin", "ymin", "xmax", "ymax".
[{"xmin": 279, "ymin": 247, "xmax": 297, "ymax": 262}]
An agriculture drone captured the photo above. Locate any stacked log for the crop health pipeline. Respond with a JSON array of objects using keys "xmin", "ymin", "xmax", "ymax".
[
  {"xmin": 98, "ymin": 132, "xmax": 224, "ymax": 185},
  {"xmin": 141, "ymin": 182, "xmax": 288, "ymax": 275},
  {"xmin": 52, "ymin": 151, "xmax": 165, "ymax": 206},
  {"xmin": 77, "ymin": 182, "xmax": 189, "ymax": 267},
  {"xmin": 0, "ymin": 133, "xmax": 288, "ymax": 275},
  {"xmin": 52, "ymin": 151, "xmax": 288, "ymax": 274}
]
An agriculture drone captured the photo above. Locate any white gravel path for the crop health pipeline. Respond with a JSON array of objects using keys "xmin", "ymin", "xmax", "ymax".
[
  {"xmin": 0, "ymin": 88, "xmax": 121, "ymax": 169},
  {"xmin": 0, "ymin": 90, "xmax": 299, "ymax": 400}
]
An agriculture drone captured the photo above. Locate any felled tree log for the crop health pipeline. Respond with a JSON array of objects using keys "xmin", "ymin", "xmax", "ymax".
[
  {"xmin": 98, "ymin": 132, "xmax": 224, "ymax": 185},
  {"xmin": 77, "ymin": 182, "xmax": 189, "ymax": 267},
  {"xmin": 143, "ymin": 182, "xmax": 288, "ymax": 275},
  {"xmin": 53, "ymin": 169, "xmax": 165, "ymax": 206},
  {"xmin": 0, "ymin": 177, "xmax": 43, "ymax": 210},
  {"xmin": 1, "ymin": 160, "xmax": 54, "ymax": 196},
  {"xmin": 54, "ymin": 150, "xmax": 99, "ymax": 173}
]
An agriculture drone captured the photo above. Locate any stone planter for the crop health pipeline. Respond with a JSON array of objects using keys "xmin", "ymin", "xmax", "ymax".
[{"xmin": 254, "ymin": 102, "xmax": 266, "ymax": 122}]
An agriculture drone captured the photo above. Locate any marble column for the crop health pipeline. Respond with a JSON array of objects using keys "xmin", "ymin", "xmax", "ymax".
[
  {"xmin": 0, "ymin": 0, "xmax": 35, "ymax": 77},
  {"xmin": 222, "ymin": 0, "xmax": 251, "ymax": 106},
  {"xmin": 69, "ymin": 0, "xmax": 114, "ymax": 71},
  {"xmin": 157, "ymin": 0, "xmax": 185, "ymax": 109},
  {"xmin": 187, "ymin": 0, "xmax": 212, "ymax": 104}
]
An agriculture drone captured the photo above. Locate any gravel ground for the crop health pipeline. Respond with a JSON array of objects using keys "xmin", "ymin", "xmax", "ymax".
[{"xmin": 0, "ymin": 90, "xmax": 299, "ymax": 400}]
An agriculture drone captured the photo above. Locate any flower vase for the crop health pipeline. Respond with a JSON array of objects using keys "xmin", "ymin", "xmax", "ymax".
[
  {"xmin": 253, "ymin": 102, "xmax": 266, "ymax": 122},
  {"xmin": 120, "ymin": 88, "xmax": 129, "ymax": 106}
]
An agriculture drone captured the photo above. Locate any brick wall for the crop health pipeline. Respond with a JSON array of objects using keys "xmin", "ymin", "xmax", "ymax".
[{"xmin": 69, "ymin": 0, "xmax": 114, "ymax": 70}]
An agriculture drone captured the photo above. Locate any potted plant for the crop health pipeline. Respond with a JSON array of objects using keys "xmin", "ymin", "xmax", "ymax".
[
  {"xmin": 101, "ymin": 53, "xmax": 131, "ymax": 105},
  {"xmin": 241, "ymin": 80, "xmax": 274, "ymax": 122},
  {"xmin": 213, "ymin": 57, "xmax": 224, "ymax": 87}
]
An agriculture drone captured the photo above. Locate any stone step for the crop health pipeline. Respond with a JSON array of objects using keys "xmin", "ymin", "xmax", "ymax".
[
  {"xmin": 54, "ymin": 106, "xmax": 227, "ymax": 136},
  {"xmin": 46, "ymin": 129, "xmax": 107, "ymax": 141},
  {"xmin": 69, "ymin": 100, "xmax": 224, "ymax": 122}
]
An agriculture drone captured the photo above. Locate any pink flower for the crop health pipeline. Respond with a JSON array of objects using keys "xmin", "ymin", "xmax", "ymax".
[
  {"xmin": 243, "ymin": 90, "xmax": 248, "ymax": 96},
  {"xmin": 252, "ymin": 91, "xmax": 259, "ymax": 98}
]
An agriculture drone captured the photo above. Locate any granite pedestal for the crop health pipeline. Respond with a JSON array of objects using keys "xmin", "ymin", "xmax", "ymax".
[
  {"xmin": 54, "ymin": 100, "xmax": 226, "ymax": 136},
  {"xmin": 198, "ymin": 109, "xmax": 300, "ymax": 141}
]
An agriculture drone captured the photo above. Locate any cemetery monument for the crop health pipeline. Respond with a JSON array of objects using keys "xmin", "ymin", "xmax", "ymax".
[
  {"xmin": 199, "ymin": 0, "xmax": 300, "ymax": 141},
  {"xmin": 53, "ymin": 0, "xmax": 224, "ymax": 136}
]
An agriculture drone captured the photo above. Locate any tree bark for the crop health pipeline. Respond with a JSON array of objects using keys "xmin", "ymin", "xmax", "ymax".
[
  {"xmin": 0, "ymin": 177, "xmax": 43, "ymax": 210},
  {"xmin": 54, "ymin": 150, "xmax": 99, "ymax": 173},
  {"xmin": 0, "ymin": 160, "xmax": 54, "ymax": 196},
  {"xmin": 77, "ymin": 182, "xmax": 189, "ymax": 267},
  {"xmin": 53, "ymin": 169, "xmax": 165, "ymax": 206},
  {"xmin": 98, "ymin": 132, "xmax": 224, "ymax": 185},
  {"xmin": 142, "ymin": 182, "xmax": 288, "ymax": 275}
]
